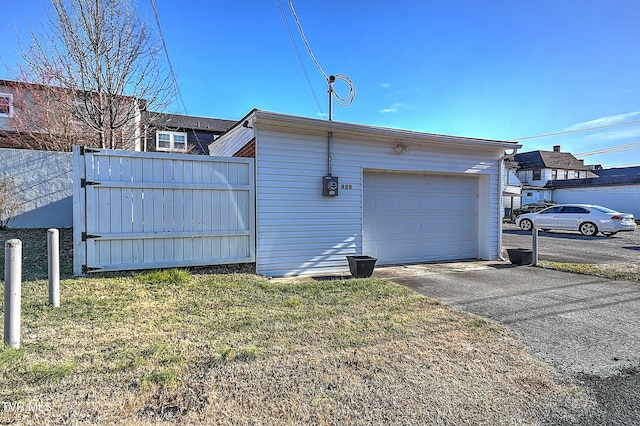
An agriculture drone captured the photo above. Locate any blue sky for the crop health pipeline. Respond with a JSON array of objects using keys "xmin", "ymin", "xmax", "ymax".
[{"xmin": 2, "ymin": 0, "xmax": 640, "ymax": 168}]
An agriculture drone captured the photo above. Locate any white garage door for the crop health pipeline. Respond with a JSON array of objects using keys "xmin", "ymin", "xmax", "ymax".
[{"xmin": 363, "ymin": 171, "xmax": 478, "ymax": 265}]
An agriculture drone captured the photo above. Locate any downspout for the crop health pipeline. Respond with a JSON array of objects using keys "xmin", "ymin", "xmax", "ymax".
[{"xmin": 498, "ymin": 148, "xmax": 519, "ymax": 261}]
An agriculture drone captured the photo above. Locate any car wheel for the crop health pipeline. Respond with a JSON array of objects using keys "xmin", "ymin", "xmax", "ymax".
[
  {"xmin": 519, "ymin": 219, "xmax": 533, "ymax": 231},
  {"xmin": 579, "ymin": 222, "xmax": 598, "ymax": 236},
  {"xmin": 602, "ymin": 232, "xmax": 617, "ymax": 237}
]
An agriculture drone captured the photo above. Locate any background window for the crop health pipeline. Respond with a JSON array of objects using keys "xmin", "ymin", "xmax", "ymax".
[
  {"xmin": 533, "ymin": 170, "xmax": 541, "ymax": 180},
  {"xmin": 173, "ymin": 134, "xmax": 186, "ymax": 151},
  {"xmin": 0, "ymin": 93, "xmax": 13, "ymax": 117},
  {"xmin": 156, "ymin": 131, "xmax": 188, "ymax": 152}
]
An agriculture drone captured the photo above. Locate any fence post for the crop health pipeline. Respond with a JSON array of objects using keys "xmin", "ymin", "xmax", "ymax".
[
  {"xmin": 532, "ymin": 227, "xmax": 539, "ymax": 266},
  {"xmin": 48, "ymin": 229, "xmax": 60, "ymax": 307},
  {"xmin": 4, "ymin": 239, "xmax": 22, "ymax": 349}
]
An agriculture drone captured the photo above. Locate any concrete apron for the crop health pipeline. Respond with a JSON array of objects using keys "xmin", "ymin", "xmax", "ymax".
[{"xmin": 373, "ymin": 261, "xmax": 640, "ymax": 377}]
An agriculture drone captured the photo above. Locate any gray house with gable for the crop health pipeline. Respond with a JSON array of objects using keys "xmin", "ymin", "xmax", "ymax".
[{"xmin": 514, "ymin": 145, "xmax": 596, "ymax": 205}]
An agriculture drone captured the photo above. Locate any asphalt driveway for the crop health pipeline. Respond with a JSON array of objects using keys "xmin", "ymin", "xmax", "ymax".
[
  {"xmin": 373, "ymin": 261, "xmax": 640, "ymax": 424},
  {"xmin": 374, "ymin": 261, "xmax": 640, "ymax": 376}
]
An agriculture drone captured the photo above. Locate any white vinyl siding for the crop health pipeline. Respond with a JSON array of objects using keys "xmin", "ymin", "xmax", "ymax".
[
  {"xmin": 209, "ymin": 126, "xmax": 254, "ymax": 156},
  {"xmin": 254, "ymin": 126, "xmax": 501, "ymax": 277},
  {"xmin": 254, "ymin": 129, "xmax": 360, "ymax": 276}
]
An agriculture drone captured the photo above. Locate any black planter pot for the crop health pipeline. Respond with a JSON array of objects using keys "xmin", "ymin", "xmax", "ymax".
[
  {"xmin": 507, "ymin": 248, "xmax": 532, "ymax": 266},
  {"xmin": 346, "ymin": 255, "xmax": 377, "ymax": 278}
]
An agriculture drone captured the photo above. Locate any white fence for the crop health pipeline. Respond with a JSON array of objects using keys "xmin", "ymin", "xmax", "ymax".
[
  {"xmin": 0, "ymin": 148, "xmax": 73, "ymax": 228},
  {"xmin": 73, "ymin": 147, "xmax": 255, "ymax": 275}
]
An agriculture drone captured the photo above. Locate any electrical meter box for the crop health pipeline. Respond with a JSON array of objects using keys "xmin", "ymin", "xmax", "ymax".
[{"xmin": 322, "ymin": 175, "xmax": 339, "ymax": 197}]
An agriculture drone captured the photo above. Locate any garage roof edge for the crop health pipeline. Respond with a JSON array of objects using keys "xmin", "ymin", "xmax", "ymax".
[{"xmin": 250, "ymin": 109, "xmax": 521, "ymax": 150}]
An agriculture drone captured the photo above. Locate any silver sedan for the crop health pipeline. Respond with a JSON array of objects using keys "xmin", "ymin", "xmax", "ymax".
[{"xmin": 515, "ymin": 204, "xmax": 637, "ymax": 237}]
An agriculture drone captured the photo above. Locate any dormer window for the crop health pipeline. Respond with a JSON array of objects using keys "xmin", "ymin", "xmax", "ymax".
[
  {"xmin": 0, "ymin": 93, "xmax": 13, "ymax": 117},
  {"xmin": 156, "ymin": 131, "xmax": 187, "ymax": 152}
]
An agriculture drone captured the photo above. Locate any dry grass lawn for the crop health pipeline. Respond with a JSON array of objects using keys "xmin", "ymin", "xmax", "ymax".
[
  {"xmin": 0, "ymin": 229, "xmax": 594, "ymax": 424},
  {"xmin": 539, "ymin": 260, "xmax": 640, "ymax": 283}
]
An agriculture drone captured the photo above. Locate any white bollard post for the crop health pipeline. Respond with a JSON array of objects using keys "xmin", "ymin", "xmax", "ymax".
[
  {"xmin": 48, "ymin": 229, "xmax": 60, "ymax": 307},
  {"xmin": 4, "ymin": 239, "xmax": 22, "ymax": 349},
  {"xmin": 532, "ymin": 227, "xmax": 539, "ymax": 266}
]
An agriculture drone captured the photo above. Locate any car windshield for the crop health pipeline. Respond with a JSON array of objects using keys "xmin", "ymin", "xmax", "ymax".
[{"xmin": 590, "ymin": 205, "xmax": 620, "ymax": 214}]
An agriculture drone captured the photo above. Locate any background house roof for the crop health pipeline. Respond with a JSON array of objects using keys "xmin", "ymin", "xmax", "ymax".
[
  {"xmin": 514, "ymin": 150, "xmax": 590, "ymax": 171},
  {"xmin": 591, "ymin": 166, "xmax": 640, "ymax": 178},
  {"xmin": 547, "ymin": 166, "xmax": 640, "ymax": 188},
  {"xmin": 145, "ymin": 112, "xmax": 237, "ymax": 133}
]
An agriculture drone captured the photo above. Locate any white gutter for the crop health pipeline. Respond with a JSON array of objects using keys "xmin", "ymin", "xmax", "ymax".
[{"xmin": 498, "ymin": 148, "xmax": 520, "ymax": 261}]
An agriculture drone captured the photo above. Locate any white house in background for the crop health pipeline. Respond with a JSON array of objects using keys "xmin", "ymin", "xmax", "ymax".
[
  {"xmin": 209, "ymin": 109, "xmax": 520, "ymax": 277},
  {"xmin": 513, "ymin": 145, "xmax": 595, "ymax": 205},
  {"xmin": 510, "ymin": 145, "xmax": 640, "ymax": 218}
]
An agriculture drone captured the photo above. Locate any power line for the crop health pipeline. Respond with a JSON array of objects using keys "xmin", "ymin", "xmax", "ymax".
[
  {"xmin": 576, "ymin": 140, "xmax": 640, "ymax": 157},
  {"xmin": 284, "ymin": 0, "xmax": 356, "ymax": 109},
  {"xmin": 149, "ymin": 0, "xmax": 187, "ymax": 114},
  {"xmin": 508, "ymin": 119, "xmax": 640, "ymax": 141},
  {"xmin": 287, "ymin": 0, "xmax": 328, "ymax": 80},
  {"xmin": 276, "ymin": 0, "xmax": 323, "ymax": 115}
]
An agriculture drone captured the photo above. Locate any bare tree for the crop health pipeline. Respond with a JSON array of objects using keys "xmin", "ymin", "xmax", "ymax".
[
  {"xmin": 0, "ymin": 177, "xmax": 23, "ymax": 229},
  {"xmin": 8, "ymin": 0, "xmax": 172, "ymax": 150}
]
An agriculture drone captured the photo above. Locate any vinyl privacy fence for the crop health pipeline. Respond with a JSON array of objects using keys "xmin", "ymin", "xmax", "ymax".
[{"xmin": 73, "ymin": 146, "xmax": 254, "ymax": 275}]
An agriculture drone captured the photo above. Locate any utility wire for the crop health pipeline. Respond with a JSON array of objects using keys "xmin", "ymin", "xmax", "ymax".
[
  {"xmin": 508, "ymin": 119, "xmax": 640, "ymax": 141},
  {"xmin": 576, "ymin": 140, "xmax": 640, "ymax": 157},
  {"xmin": 149, "ymin": 0, "xmax": 187, "ymax": 115},
  {"xmin": 286, "ymin": 0, "xmax": 356, "ymax": 107},
  {"xmin": 287, "ymin": 0, "xmax": 328, "ymax": 80},
  {"xmin": 276, "ymin": 0, "xmax": 323, "ymax": 115}
]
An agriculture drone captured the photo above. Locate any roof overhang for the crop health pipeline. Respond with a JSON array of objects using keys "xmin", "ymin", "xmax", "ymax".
[
  {"xmin": 503, "ymin": 186, "xmax": 522, "ymax": 196},
  {"xmin": 234, "ymin": 109, "xmax": 521, "ymax": 152}
]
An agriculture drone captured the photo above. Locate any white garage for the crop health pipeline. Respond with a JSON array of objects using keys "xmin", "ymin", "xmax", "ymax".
[
  {"xmin": 210, "ymin": 109, "xmax": 520, "ymax": 277},
  {"xmin": 363, "ymin": 171, "xmax": 478, "ymax": 264}
]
